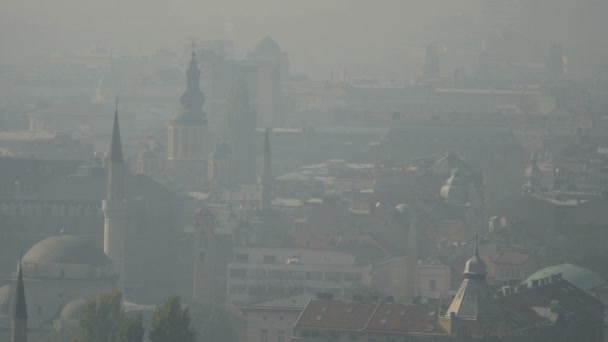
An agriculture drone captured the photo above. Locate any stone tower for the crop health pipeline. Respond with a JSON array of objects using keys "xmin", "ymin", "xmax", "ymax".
[
  {"xmin": 103, "ymin": 101, "xmax": 128, "ymax": 292},
  {"xmin": 193, "ymin": 206, "xmax": 216, "ymax": 303},
  {"xmin": 168, "ymin": 49, "xmax": 208, "ymax": 162},
  {"xmin": 439, "ymin": 235, "xmax": 510, "ymax": 339},
  {"xmin": 259, "ymin": 128, "xmax": 272, "ymax": 211},
  {"xmin": 12, "ymin": 258, "xmax": 27, "ymax": 342}
]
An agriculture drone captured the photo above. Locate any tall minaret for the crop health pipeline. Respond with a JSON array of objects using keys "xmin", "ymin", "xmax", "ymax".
[
  {"xmin": 260, "ymin": 128, "xmax": 272, "ymax": 211},
  {"xmin": 12, "ymin": 257, "xmax": 27, "ymax": 342},
  {"xmin": 103, "ymin": 100, "xmax": 128, "ymax": 292}
]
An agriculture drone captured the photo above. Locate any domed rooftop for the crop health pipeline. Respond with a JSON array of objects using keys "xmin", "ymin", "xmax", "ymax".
[
  {"xmin": 0, "ymin": 285, "xmax": 10, "ymax": 316},
  {"xmin": 464, "ymin": 235, "xmax": 487, "ymax": 277},
  {"xmin": 252, "ymin": 36, "xmax": 281, "ymax": 60},
  {"xmin": 60, "ymin": 298, "xmax": 86, "ymax": 321},
  {"xmin": 525, "ymin": 263, "xmax": 607, "ymax": 291},
  {"xmin": 23, "ymin": 234, "xmax": 110, "ymax": 266}
]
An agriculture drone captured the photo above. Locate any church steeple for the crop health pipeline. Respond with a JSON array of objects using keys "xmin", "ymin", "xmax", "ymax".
[
  {"xmin": 12, "ymin": 256, "xmax": 27, "ymax": 342},
  {"xmin": 180, "ymin": 48, "xmax": 205, "ymax": 113}
]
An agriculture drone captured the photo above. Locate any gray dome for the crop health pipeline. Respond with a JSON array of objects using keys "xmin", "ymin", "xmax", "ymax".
[
  {"xmin": 440, "ymin": 168, "xmax": 468, "ymax": 205},
  {"xmin": 464, "ymin": 254, "xmax": 487, "ymax": 277},
  {"xmin": 23, "ymin": 235, "xmax": 110, "ymax": 266},
  {"xmin": 0, "ymin": 285, "xmax": 10, "ymax": 316},
  {"xmin": 60, "ymin": 298, "xmax": 86, "ymax": 321}
]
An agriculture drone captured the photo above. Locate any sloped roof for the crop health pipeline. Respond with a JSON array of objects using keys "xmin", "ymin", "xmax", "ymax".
[
  {"xmin": 525, "ymin": 263, "xmax": 607, "ymax": 291},
  {"xmin": 246, "ymin": 294, "xmax": 314, "ymax": 310},
  {"xmin": 445, "ymin": 278, "xmax": 504, "ymax": 320},
  {"xmin": 295, "ymin": 300, "xmax": 446, "ymax": 335}
]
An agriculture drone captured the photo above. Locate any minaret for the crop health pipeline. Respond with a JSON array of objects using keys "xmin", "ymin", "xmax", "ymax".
[
  {"xmin": 260, "ymin": 128, "xmax": 272, "ymax": 211},
  {"xmin": 12, "ymin": 257, "xmax": 27, "ymax": 342},
  {"xmin": 103, "ymin": 100, "xmax": 128, "ymax": 292}
]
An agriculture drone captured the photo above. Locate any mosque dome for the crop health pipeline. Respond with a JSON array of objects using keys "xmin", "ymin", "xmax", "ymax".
[
  {"xmin": 60, "ymin": 298, "xmax": 87, "ymax": 321},
  {"xmin": 23, "ymin": 235, "xmax": 110, "ymax": 266},
  {"xmin": 0, "ymin": 285, "xmax": 10, "ymax": 316},
  {"xmin": 525, "ymin": 263, "xmax": 607, "ymax": 291},
  {"xmin": 252, "ymin": 37, "xmax": 281, "ymax": 60}
]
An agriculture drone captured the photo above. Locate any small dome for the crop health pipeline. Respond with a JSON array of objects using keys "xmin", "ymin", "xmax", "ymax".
[
  {"xmin": 0, "ymin": 285, "xmax": 10, "ymax": 316},
  {"xmin": 23, "ymin": 235, "xmax": 110, "ymax": 266},
  {"xmin": 440, "ymin": 168, "xmax": 468, "ymax": 205},
  {"xmin": 464, "ymin": 254, "xmax": 487, "ymax": 277},
  {"xmin": 252, "ymin": 37, "xmax": 281, "ymax": 60},
  {"xmin": 60, "ymin": 298, "xmax": 87, "ymax": 321}
]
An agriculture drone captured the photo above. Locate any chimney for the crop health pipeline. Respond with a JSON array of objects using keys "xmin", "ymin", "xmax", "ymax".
[
  {"xmin": 531, "ymin": 279, "xmax": 540, "ymax": 288},
  {"xmin": 550, "ymin": 274, "xmax": 560, "ymax": 283}
]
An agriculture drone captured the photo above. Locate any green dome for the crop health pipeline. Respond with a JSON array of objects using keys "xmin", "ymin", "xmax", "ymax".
[{"xmin": 525, "ymin": 263, "xmax": 607, "ymax": 291}]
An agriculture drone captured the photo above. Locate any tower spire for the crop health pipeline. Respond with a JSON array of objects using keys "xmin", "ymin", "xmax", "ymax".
[
  {"xmin": 12, "ymin": 254, "xmax": 27, "ymax": 342},
  {"xmin": 110, "ymin": 99, "xmax": 123, "ymax": 163},
  {"xmin": 474, "ymin": 233, "xmax": 479, "ymax": 257}
]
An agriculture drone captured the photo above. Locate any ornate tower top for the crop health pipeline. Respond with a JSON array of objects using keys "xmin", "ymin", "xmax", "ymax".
[{"xmin": 179, "ymin": 49, "xmax": 205, "ymax": 116}]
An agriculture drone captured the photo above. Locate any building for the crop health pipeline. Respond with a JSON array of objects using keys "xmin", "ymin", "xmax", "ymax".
[
  {"xmin": 241, "ymin": 294, "xmax": 313, "ymax": 342},
  {"xmin": 292, "ymin": 238, "xmax": 604, "ymax": 341},
  {"xmin": 166, "ymin": 48, "xmax": 208, "ymax": 186}
]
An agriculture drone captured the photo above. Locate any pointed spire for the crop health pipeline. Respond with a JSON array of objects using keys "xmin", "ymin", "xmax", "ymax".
[
  {"xmin": 13, "ymin": 255, "xmax": 27, "ymax": 320},
  {"xmin": 110, "ymin": 99, "xmax": 123, "ymax": 163}
]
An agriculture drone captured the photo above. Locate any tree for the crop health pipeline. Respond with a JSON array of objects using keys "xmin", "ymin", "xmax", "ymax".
[
  {"xmin": 149, "ymin": 295, "xmax": 196, "ymax": 342},
  {"xmin": 72, "ymin": 291, "xmax": 143, "ymax": 342},
  {"xmin": 189, "ymin": 302, "xmax": 239, "ymax": 342},
  {"xmin": 117, "ymin": 312, "xmax": 145, "ymax": 342}
]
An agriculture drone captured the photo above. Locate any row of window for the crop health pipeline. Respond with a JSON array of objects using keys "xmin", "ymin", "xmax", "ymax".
[
  {"xmin": 299, "ymin": 330, "xmax": 415, "ymax": 342},
  {"xmin": 260, "ymin": 329, "xmax": 285, "ymax": 342},
  {"xmin": 0, "ymin": 204, "xmax": 101, "ymax": 217},
  {"xmin": 229, "ymin": 268, "xmax": 361, "ymax": 282},
  {"xmin": 229, "ymin": 285, "xmax": 340, "ymax": 296}
]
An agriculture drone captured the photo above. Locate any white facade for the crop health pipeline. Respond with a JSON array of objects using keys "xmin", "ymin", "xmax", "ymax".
[{"xmin": 227, "ymin": 247, "xmax": 371, "ymax": 306}]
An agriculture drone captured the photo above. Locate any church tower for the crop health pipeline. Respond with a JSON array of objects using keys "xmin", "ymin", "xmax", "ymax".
[
  {"xmin": 12, "ymin": 257, "xmax": 27, "ymax": 342},
  {"xmin": 259, "ymin": 128, "xmax": 272, "ymax": 211},
  {"xmin": 193, "ymin": 206, "xmax": 216, "ymax": 303},
  {"xmin": 439, "ymin": 235, "xmax": 510, "ymax": 339},
  {"xmin": 168, "ymin": 48, "xmax": 208, "ymax": 162},
  {"xmin": 103, "ymin": 101, "xmax": 128, "ymax": 292}
]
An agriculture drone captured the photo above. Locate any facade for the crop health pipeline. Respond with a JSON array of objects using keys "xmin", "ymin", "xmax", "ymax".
[
  {"xmin": 293, "ymin": 240, "xmax": 604, "ymax": 341},
  {"xmin": 241, "ymin": 294, "xmax": 313, "ymax": 342},
  {"xmin": 226, "ymin": 247, "xmax": 371, "ymax": 307}
]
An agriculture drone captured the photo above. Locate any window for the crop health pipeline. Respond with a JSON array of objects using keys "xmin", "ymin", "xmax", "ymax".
[
  {"xmin": 307, "ymin": 271, "xmax": 323, "ymax": 280},
  {"xmin": 229, "ymin": 269, "xmax": 246, "ymax": 278},
  {"xmin": 263, "ymin": 255, "xmax": 276, "ymax": 264},
  {"xmin": 457, "ymin": 327, "xmax": 471, "ymax": 338},
  {"xmin": 261, "ymin": 329, "xmax": 268, "ymax": 342},
  {"xmin": 199, "ymin": 252, "xmax": 205, "ymax": 262},
  {"xmin": 236, "ymin": 253, "xmax": 249, "ymax": 262},
  {"xmin": 325, "ymin": 272, "xmax": 342, "ymax": 282},
  {"xmin": 349, "ymin": 333, "xmax": 359, "ymax": 341},
  {"xmin": 278, "ymin": 330, "xmax": 285, "ymax": 342},
  {"xmin": 429, "ymin": 279, "xmax": 437, "ymax": 291},
  {"xmin": 344, "ymin": 272, "xmax": 361, "ymax": 282}
]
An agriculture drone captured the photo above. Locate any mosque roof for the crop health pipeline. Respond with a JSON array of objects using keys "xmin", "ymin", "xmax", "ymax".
[{"xmin": 23, "ymin": 234, "xmax": 110, "ymax": 266}]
